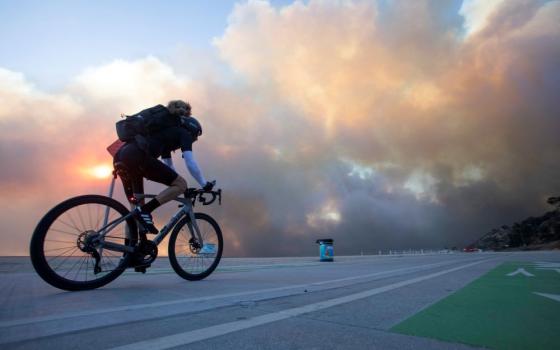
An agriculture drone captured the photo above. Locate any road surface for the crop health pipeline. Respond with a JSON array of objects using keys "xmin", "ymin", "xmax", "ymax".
[{"xmin": 1, "ymin": 251, "xmax": 559, "ymax": 349}]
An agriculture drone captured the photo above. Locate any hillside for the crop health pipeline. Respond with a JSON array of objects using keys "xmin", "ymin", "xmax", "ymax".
[{"xmin": 475, "ymin": 197, "xmax": 560, "ymax": 251}]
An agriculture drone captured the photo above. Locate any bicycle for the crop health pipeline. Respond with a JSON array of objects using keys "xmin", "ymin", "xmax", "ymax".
[{"xmin": 29, "ymin": 168, "xmax": 223, "ymax": 291}]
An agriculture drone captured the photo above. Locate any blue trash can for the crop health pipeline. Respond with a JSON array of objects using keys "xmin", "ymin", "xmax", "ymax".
[{"xmin": 316, "ymin": 239, "xmax": 334, "ymax": 262}]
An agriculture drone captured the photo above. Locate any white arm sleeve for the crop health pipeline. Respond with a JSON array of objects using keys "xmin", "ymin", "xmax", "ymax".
[
  {"xmin": 182, "ymin": 151, "xmax": 207, "ymax": 187},
  {"xmin": 161, "ymin": 157, "xmax": 176, "ymax": 171}
]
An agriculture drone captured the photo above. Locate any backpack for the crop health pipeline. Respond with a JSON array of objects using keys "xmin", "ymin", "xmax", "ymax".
[{"xmin": 115, "ymin": 104, "xmax": 180, "ymax": 142}]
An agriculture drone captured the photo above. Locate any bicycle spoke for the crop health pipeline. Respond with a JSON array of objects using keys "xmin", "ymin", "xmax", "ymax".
[
  {"xmin": 177, "ymin": 232, "xmax": 190, "ymax": 246},
  {"xmin": 52, "ymin": 247, "xmax": 79, "ymax": 271},
  {"xmin": 78, "ymin": 206, "xmax": 90, "ymax": 231},
  {"xmin": 172, "ymin": 215, "xmax": 221, "ymax": 277},
  {"xmin": 105, "ymin": 253, "xmax": 119, "ymax": 264},
  {"xmin": 46, "ymin": 238, "xmax": 75, "ymax": 243},
  {"xmin": 69, "ymin": 256, "xmax": 85, "ymax": 280},
  {"xmin": 95, "ymin": 202, "xmax": 102, "ymax": 229},
  {"xmin": 103, "ymin": 257, "xmax": 117, "ymax": 269},
  {"xmin": 55, "ymin": 217, "xmax": 82, "ymax": 233},
  {"xmin": 86, "ymin": 204, "xmax": 93, "ymax": 231},
  {"xmin": 107, "ymin": 211, "xmax": 120, "ymax": 224},
  {"xmin": 48, "ymin": 227, "xmax": 80, "ymax": 237},
  {"xmin": 64, "ymin": 254, "xmax": 85, "ymax": 278},
  {"xmin": 66, "ymin": 209, "xmax": 83, "ymax": 233},
  {"xmin": 106, "ymin": 258, "xmax": 117, "ymax": 271},
  {"xmin": 46, "ymin": 246, "xmax": 77, "ymax": 260},
  {"xmin": 31, "ymin": 196, "xmax": 140, "ymax": 290},
  {"xmin": 77, "ymin": 206, "xmax": 88, "ymax": 233},
  {"xmin": 44, "ymin": 246, "xmax": 76, "ymax": 253},
  {"xmin": 102, "ymin": 251, "xmax": 119, "ymax": 270}
]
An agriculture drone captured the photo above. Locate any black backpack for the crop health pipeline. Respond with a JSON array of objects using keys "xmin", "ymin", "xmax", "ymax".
[{"xmin": 115, "ymin": 104, "xmax": 180, "ymax": 142}]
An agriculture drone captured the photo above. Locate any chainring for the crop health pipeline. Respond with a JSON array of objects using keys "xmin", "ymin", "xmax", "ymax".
[{"xmin": 136, "ymin": 240, "xmax": 158, "ymax": 265}]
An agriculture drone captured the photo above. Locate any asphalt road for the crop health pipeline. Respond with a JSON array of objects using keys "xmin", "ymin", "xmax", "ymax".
[{"xmin": 1, "ymin": 251, "xmax": 559, "ymax": 349}]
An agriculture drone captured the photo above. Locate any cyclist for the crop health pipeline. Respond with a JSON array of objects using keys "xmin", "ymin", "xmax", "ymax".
[{"xmin": 113, "ymin": 100, "xmax": 214, "ymax": 234}]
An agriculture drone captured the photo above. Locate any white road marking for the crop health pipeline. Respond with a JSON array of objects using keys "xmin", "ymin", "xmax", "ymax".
[
  {"xmin": 0, "ymin": 260, "xmax": 461, "ymax": 329},
  {"xmin": 533, "ymin": 262, "xmax": 560, "ymax": 268},
  {"xmin": 532, "ymin": 262, "xmax": 560, "ymax": 274},
  {"xmin": 110, "ymin": 259, "xmax": 490, "ymax": 350},
  {"xmin": 506, "ymin": 268, "xmax": 534, "ymax": 277},
  {"xmin": 534, "ymin": 261, "xmax": 560, "ymax": 273},
  {"xmin": 533, "ymin": 292, "xmax": 560, "ymax": 303},
  {"xmin": 130, "ymin": 262, "xmax": 325, "ymax": 275}
]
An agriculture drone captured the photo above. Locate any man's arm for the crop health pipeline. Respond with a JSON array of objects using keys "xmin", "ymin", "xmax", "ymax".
[{"xmin": 182, "ymin": 151, "xmax": 207, "ymax": 187}]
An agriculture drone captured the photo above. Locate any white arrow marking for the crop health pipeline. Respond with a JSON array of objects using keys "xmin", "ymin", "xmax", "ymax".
[
  {"xmin": 507, "ymin": 268, "xmax": 534, "ymax": 277},
  {"xmin": 534, "ymin": 292, "xmax": 560, "ymax": 303}
]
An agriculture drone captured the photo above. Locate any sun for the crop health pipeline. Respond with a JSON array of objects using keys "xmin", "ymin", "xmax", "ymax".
[{"xmin": 89, "ymin": 165, "xmax": 113, "ymax": 179}]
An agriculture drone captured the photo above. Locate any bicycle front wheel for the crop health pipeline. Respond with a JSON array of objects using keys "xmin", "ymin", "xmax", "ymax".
[
  {"xmin": 168, "ymin": 212, "xmax": 223, "ymax": 281},
  {"xmin": 30, "ymin": 195, "xmax": 138, "ymax": 291}
]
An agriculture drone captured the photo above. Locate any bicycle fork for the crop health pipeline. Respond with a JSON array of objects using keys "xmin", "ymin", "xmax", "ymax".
[{"xmin": 151, "ymin": 201, "xmax": 204, "ymax": 247}]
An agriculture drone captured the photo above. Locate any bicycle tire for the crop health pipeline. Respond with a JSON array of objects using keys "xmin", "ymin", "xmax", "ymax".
[
  {"xmin": 168, "ymin": 212, "xmax": 223, "ymax": 281},
  {"xmin": 30, "ymin": 195, "xmax": 138, "ymax": 291}
]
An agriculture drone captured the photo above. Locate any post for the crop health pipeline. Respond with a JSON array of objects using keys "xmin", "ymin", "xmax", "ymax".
[
  {"xmin": 101, "ymin": 174, "xmax": 117, "ymax": 235},
  {"xmin": 108, "ymin": 176, "xmax": 116, "ymax": 198},
  {"xmin": 103, "ymin": 177, "xmax": 116, "ymax": 228},
  {"xmin": 99, "ymin": 176, "xmax": 117, "ymax": 257}
]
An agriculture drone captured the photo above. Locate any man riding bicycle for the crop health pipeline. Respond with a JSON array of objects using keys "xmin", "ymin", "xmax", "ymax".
[{"xmin": 113, "ymin": 100, "xmax": 214, "ymax": 235}]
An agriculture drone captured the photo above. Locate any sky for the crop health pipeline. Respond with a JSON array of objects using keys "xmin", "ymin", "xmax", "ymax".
[{"xmin": 0, "ymin": 0, "xmax": 559, "ymax": 257}]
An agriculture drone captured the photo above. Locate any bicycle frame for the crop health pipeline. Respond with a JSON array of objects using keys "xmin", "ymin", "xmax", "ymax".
[
  {"xmin": 144, "ymin": 194, "xmax": 204, "ymax": 246},
  {"xmin": 95, "ymin": 187, "xmax": 204, "ymax": 255}
]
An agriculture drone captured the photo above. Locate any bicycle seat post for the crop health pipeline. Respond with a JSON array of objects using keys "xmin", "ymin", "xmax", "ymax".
[{"xmin": 108, "ymin": 176, "xmax": 117, "ymax": 199}]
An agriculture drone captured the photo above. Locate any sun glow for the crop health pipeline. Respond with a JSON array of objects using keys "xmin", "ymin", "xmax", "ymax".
[{"xmin": 89, "ymin": 165, "xmax": 113, "ymax": 179}]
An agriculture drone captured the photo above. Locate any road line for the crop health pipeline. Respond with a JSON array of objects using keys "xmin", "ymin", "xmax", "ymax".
[
  {"xmin": 110, "ymin": 259, "xmax": 491, "ymax": 350},
  {"xmin": 0, "ymin": 259, "xmax": 466, "ymax": 329},
  {"xmin": 125, "ymin": 262, "xmax": 325, "ymax": 275}
]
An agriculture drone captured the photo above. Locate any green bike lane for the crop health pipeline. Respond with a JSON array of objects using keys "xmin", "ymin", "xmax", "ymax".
[{"xmin": 392, "ymin": 260, "xmax": 560, "ymax": 349}]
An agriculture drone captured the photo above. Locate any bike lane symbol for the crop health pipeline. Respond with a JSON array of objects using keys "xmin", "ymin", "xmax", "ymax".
[
  {"xmin": 392, "ymin": 261, "xmax": 560, "ymax": 349},
  {"xmin": 506, "ymin": 268, "xmax": 534, "ymax": 277}
]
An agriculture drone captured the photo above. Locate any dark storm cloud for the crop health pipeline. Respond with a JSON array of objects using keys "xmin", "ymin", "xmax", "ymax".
[{"xmin": 207, "ymin": 0, "xmax": 560, "ymax": 255}]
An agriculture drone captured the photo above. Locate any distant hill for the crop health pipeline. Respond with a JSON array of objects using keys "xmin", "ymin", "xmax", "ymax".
[{"xmin": 474, "ymin": 197, "xmax": 560, "ymax": 251}]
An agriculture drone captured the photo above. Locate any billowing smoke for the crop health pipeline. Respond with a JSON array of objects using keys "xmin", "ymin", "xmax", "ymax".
[{"xmin": 1, "ymin": 0, "xmax": 559, "ymax": 256}]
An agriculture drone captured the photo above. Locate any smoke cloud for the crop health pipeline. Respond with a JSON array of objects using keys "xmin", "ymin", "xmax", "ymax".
[{"xmin": 1, "ymin": 0, "xmax": 559, "ymax": 256}]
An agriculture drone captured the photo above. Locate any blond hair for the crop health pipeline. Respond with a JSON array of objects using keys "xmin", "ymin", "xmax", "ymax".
[{"xmin": 167, "ymin": 100, "xmax": 191, "ymax": 116}]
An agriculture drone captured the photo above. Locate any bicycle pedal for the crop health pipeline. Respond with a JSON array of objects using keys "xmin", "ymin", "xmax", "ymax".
[{"xmin": 134, "ymin": 266, "xmax": 147, "ymax": 273}]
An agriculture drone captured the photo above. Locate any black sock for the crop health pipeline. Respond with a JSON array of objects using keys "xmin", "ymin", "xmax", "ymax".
[{"xmin": 141, "ymin": 198, "xmax": 160, "ymax": 213}]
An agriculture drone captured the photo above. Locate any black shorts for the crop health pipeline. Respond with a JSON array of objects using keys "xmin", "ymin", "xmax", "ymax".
[{"xmin": 114, "ymin": 142, "xmax": 178, "ymax": 197}]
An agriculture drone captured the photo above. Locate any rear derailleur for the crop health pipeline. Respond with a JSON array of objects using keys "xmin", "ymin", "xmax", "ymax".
[{"xmin": 77, "ymin": 231, "xmax": 103, "ymax": 274}]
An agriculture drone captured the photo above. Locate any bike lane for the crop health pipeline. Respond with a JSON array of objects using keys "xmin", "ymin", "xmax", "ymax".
[{"xmin": 391, "ymin": 261, "xmax": 560, "ymax": 349}]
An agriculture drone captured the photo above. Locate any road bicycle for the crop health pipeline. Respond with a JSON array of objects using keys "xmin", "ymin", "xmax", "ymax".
[{"xmin": 30, "ymin": 168, "xmax": 223, "ymax": 291}]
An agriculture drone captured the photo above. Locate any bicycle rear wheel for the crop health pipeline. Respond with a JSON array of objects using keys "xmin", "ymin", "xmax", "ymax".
[
  {"xmin": 168, "ymin": 212, "xmax": 223, "ymax": 281},
  {"xmin": 30, "ymin": 195, "xmax": 138, "ymax": 291}
]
